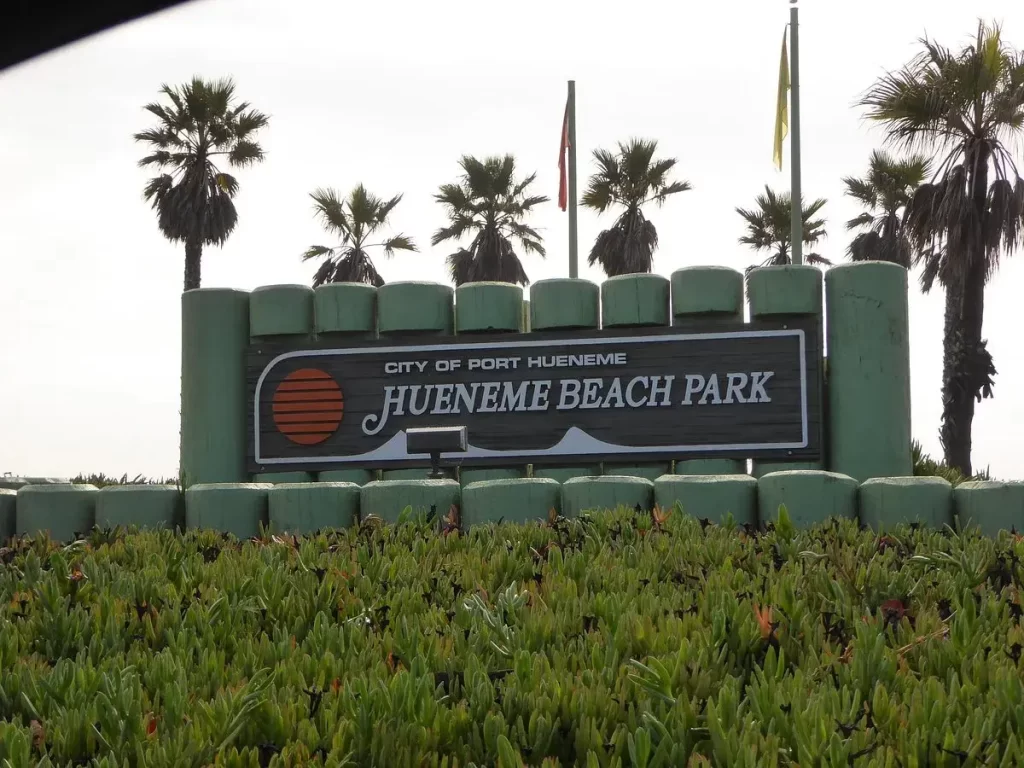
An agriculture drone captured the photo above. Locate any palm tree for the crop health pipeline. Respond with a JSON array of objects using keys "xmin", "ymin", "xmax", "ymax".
[
  {"xmin": 736, "ymin": 186, "xmax": 829, "ymax": 270},
  {"xmin": 858, "ymin": 20, "xmax": 1024, "ymax": 475},
  {"xmin": 301, "ymin": 185, "xmax": 416, "ymax": 287},
  {"xmin": 581, "ymin": 138, "xmax": 691, "ymax": 277},
  {"xmin": 134, "ymin": 77, "xmax": 269, "ymax": 291},
  {"xmin": 842, "ymin": 150, "xmax": 930, "ymax": 267},
  {"xmin": 432, "ymin": 155, "xmax": 548, "ymax": 286}
]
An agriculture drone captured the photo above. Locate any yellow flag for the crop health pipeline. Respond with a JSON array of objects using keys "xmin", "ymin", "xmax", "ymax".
[{"xmin": 773, "ymin": 30, "xmax": 790, "ymax": 171}]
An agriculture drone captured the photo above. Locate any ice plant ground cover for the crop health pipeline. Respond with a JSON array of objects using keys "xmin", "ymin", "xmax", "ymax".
[{"xmin": 1, "ymin": 505, "xmax": 1023, "ymax": 767}]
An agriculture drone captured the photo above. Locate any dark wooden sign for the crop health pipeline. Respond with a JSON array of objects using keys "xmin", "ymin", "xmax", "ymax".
[{"xmin": 247, "ymin": 320, "xmax": 821, "ymax": 473}]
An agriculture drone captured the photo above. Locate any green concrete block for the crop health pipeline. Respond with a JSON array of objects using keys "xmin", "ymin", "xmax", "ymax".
[
  {"xmin": 377, "ymin": 282, "xmax": 454, "ymax": 335},
  {"xmin": 602, "ymin": 463, "xmax": 672, "ymax": 482},
  {"xmin": 249, "ymin": 284, "xmax": 314, "ymax": 339},
  {"xmin": 858, "ymin": 477, "xmax": 953, "ymax": 531},
  {"xmin": 268, "ymin": 482, "xmax": 360, "ymax": 534},
  {"xmin": 752, "ymin": 460, "xmax": 822, "ymax": 478},
  {"xmin": 314, "ymin": 283, "xmax": 376, "ymax": 336},
  {"xmin": 181, "ymin": 288, "xmax": 250, "ymax": 486},
  {"xmin": 319, "ymin": 469, "xmax": 376, "ymax": 485},
  {"xmin": 670, "ymin": 266, "xmax": 743, "ymax": 321},
  {"xmin": 953, "ymin": 481, "xmax": 1024, "ymax": 538},
  {"xmin": 758, "ymin": 470, "xmax": 858, "ymax": 529},
  {"xmin": 460, "ymin": 467, "xmax": 527, "ymax": 485},
  {"xmin": 530, "ymin": 279, "xmax": 600, "ymax": 330},
  {"xmin": 461, "ymin": 478, "xmax": 561, "ymax": 527},
  {"xmin": 562, "ymin": 476, "xmax": 654, "ymax": 517},
  {"xmin": 674, "ymin": 458, "xmax": 746, "ymax": 475},
  {"xmin": 654, "ymin": 474, "xmax": 758, "ymax": 526},
  {"xmin": 16, "ymin": 484, "xmax": 98, "ymax": 541},
  {"xmin": 746, "ymin": 265, "xmax": 823, "ymax": 317},
  {"xmin": 601, "ymin": 274, "xmax": 670, "ymax": 328},
  {"xmin": 185, "ymin": 483, "xmax": 271, "ymax": 539},
  {"xmin": 382, "ymin": 467, "xmax": 454, "ymax": 481},
  {"xmin": 96, "ymin": 485, "xmax": 183, "ymax": 530},
  {"xmin": 0, "ymin": 489, "xmax": 15, "ymax": 540},
  {"xmin": 360, "ymin": 480, "xmax": 461, "ymax": 524},
  {"xmin": 456, "ymin": 282, "xmax": 524, "ymax": 333},
  {"xmin": 532, "ymin": 465, "xmax": 602, "ymax": 484},
  {"xmin": 254, "ymin": 471, "xmax": 315, "ymax": 484},
  {"xmin": 826, "ymin": 263, "xmax": 912, "ymax": 481},
  {"xmin": 0, "ymin": 476, "xmax": 71, "ymax": 490}
]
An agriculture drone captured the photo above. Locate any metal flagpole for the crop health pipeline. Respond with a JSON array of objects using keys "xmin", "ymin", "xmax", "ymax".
[
  {"xmin": 789, "ymin": 1, "xmax": 803, "ymax": 266},
  {"xmin": 567, "ymin": 80, "xmax": 579, "ymax": 278}
]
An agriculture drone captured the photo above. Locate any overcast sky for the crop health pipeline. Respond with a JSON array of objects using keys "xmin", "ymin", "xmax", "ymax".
[{"xmin": 1, "ymin": 0, "xmax": 1022, "ymax": 480}]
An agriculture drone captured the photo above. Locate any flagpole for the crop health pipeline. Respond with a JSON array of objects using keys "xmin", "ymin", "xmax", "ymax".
[
  {"xmin": 567, "ymin": 80, "xmax": 579, "ymax": 279},
  {"xmin": 789, "ymin": 1, "xmax": 803, "ymax": 266}
]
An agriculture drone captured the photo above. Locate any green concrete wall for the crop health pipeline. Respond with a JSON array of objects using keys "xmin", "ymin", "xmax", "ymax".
[
  {"xmin": 561, "ymin": 476, "xmax": 654, "ymax": 517},
  {"xmin": 254, "ymin": 471, "xmax": 316, "ymax": 484},
  {"xmin": 377, "ymin": 282, "xmax": 454, "ymax": 335},
  {"xmin": 269, "ymin": 482, "xmax": 359, "ymax": 533},
  {"xmin": 673, "ymin": 459, "xmax": 747, "ymax": 476},
  {"xmin": 96, "ymin": 485, "xmax": 182, "ymax": 530},
  {"xmin": 746, "ymin": 265, "xmax": 825, "ymax": 477},
  {"xmin": 532, "ymin": 465, "xmax": 603, "ymax": 484},
  {"xmin": 0, "ymin": 489, "xmax": 15, "ymax": 540},
  {"xmin": 360, "ymin": 479, "xmax": 460, "ymax": 524},
  {"xmin": 826, "ymin": 263, "xmax": 912, "ymax": 481},
  {"xmin": 314, "ymin": 283, "xmax": 377, "ymax": 339},
  {"xmin": 461, "ymin": 478, "xmax": 561, "ymax": 527},
  {"xmin": 456, "ymin": 282, "xmax": 523, "ymax": 333},
  {"xmin": 757, "ymin": 470, "xmax": 857, "ymax": 529},
  {"xmin": 249, "ymin": 284, "xmax": 315, "ymax": 341},
  {"xmin": 530, "ymin": 278, "xmax": 600, "ymax": 330},
  {"xmin": 460, "ymin": 467, "xmax": 526, "ymax": 484},
  {"xmin": 16, "ymin": 484, "xmax": 98, "ymax": 541},
  {"xmin": 858, "ymin": 477, "xmax": 952, "ymax": 531},
  {"xmin": 185, "ymin": 483, "xmax": 271, "ymax": 539},
  {"xmin": 953, "ymin": 481, "xmax": 1024, "ymax": 538},
  {"xmin": 181, "ymin": 288, "xmax": 251, "ymax": 486},
  {"xmin": 319, "ymin": 469, "xmax": 377, "ymax": 485},
  {"xmin": 654, "ymin": 475, "xmax": 757, "ymax": 526}
]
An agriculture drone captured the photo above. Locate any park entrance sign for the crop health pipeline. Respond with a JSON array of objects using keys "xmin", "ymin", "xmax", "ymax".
[{"xmin": 247, "ymin": 320, "xmax": 821, "ymax": 473}]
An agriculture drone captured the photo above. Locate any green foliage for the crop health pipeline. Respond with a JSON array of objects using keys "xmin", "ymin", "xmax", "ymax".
[
  {"xmin": 736, "ymin": 186, "xmax": 830, "ymax": 270},
  {"xmin": 911, "ymin": 440, "xmax": 992, "ymax": 486},
  {"xmin": 2, "ymin": 508, "xmax": 1023, "ymax": 766},
  {"xmin": 68, "ymin": 474, "xmax": 176, "ymax": 489}
]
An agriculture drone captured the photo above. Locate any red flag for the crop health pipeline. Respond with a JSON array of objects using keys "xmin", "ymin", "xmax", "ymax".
[{"xmin": 558, "ymin": 99, "xmax": 570, "ymax": 211}]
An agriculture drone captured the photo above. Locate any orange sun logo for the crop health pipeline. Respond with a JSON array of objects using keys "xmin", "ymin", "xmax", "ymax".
[{"xmin": 271, "ymin": 368, "xmax": 344, "ymax": 445}]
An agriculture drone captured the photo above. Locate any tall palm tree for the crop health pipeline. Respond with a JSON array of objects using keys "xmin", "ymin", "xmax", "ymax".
[
  {"xmin": 858, "ymin": 20, "xmax": 1024, "ymax": 475},
  {"xmin": 432, "ymin": 155, "xmax": 548, "ymax": 286},
  {"xmin": 736, "ymin": 186, "xmax": 829, "ymax": 270},
  {"xmin": 134, "ymin": 77, "xmax": 269, "ymax": 291},
  {"xmin": 581, "ymin": 138, "xmax": 691, "ymax": 277},
  {"xmin": 301, "ymin": 185, "xmax": 416, "ymax": 287},
  {"xmin": 842, "ymin": 150, "xmax": 930, "ymax": 267}
]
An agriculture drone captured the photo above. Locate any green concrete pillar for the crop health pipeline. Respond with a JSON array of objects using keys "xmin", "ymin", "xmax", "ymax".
[
  {"xmin": 250, "ymin": 285, "xmax": 317, "ymax": 484},
  {"xmin": 16, "ymin": 484, "xmax": 98, "ymax": 541},
  {"xmin": 378, "ymin": 282, "xmax": 455, "ymax": 480},
  {"xmin": 96, "ymin": 485, "xmax": 183, "ymax": 530},
  {"xmin": 0, "ymin": 489, "xmax": 15, "ymax": 541},
  {"xmin": 319, "ymin": 469, "xmax": 376, "ymax": 485},
  {"xmin": 825, "ymin": 263, "xmax": 912, "ymax": 481},
  {"xmin": 268, "ymin": 482, "xmax": 360, "ymax": 534},
  {"xmin": 858, "ymin": 477, "xmax": 952, "ymax": 531},
  {"xmin": 377, "ymin": 282, "xmax": 454, "ymax": 335},
  {"xmin": 181, "ymin": 288, "xmax": 251, "ymax": 487},
  {"xmin": 185, "ymin": 483, "xmax": 271, "ymax": 539},
  {"xmin": 601, "ymin": 274, "xmax": 672, "ymax": 479},
  {"xmin": 461, "ymin": 478, "xmax": 561, "ymax": 527},
  {"xmin": 671, "ymin": 266, "xmax": 746, "ymax": 475},
  {"xmin": 456, "ymin": 282, "xmax": 528, "ymax": 484},
  {"xmin": 314, "ymin": 283, "xmax": 377, "ymax": 341},
  {"xmin": 561, "ymin": 476, "xmax": 654, "ymax": 517},
  {"xmin": 360, "ymin": 479, "xmax": 461, "ymax": 524},
  {"xmin": 953, "ymin": 481, "xmax": 1024, "ymax": 538},
  {"xmin": 529, "ymin": 278, "xmax": 602, "ymax": 482},
  {"xmin": 757, "ymin": 470, "xmax": 857, "ymax": 529},
  {"xmin": 746, "ymin": 265, "xmax": 825, "ymax": 477},
  {"xmin": 654, "ymin": 475, "xmax": 757, "ymax": 526}
]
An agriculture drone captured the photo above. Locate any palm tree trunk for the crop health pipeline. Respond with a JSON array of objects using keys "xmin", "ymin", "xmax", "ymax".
[
  {"xmin": 184, "ymin": 235, "xmax": 202, "ymax": 291},
  {"xmin": 938, "ymin": 283, "xmax": 962, "ymax": 470}
]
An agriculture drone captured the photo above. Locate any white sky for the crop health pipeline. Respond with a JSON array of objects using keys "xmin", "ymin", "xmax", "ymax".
[{"xmin": 1, "ymin": 0, "xmax": 1022, "ymax": 480}]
